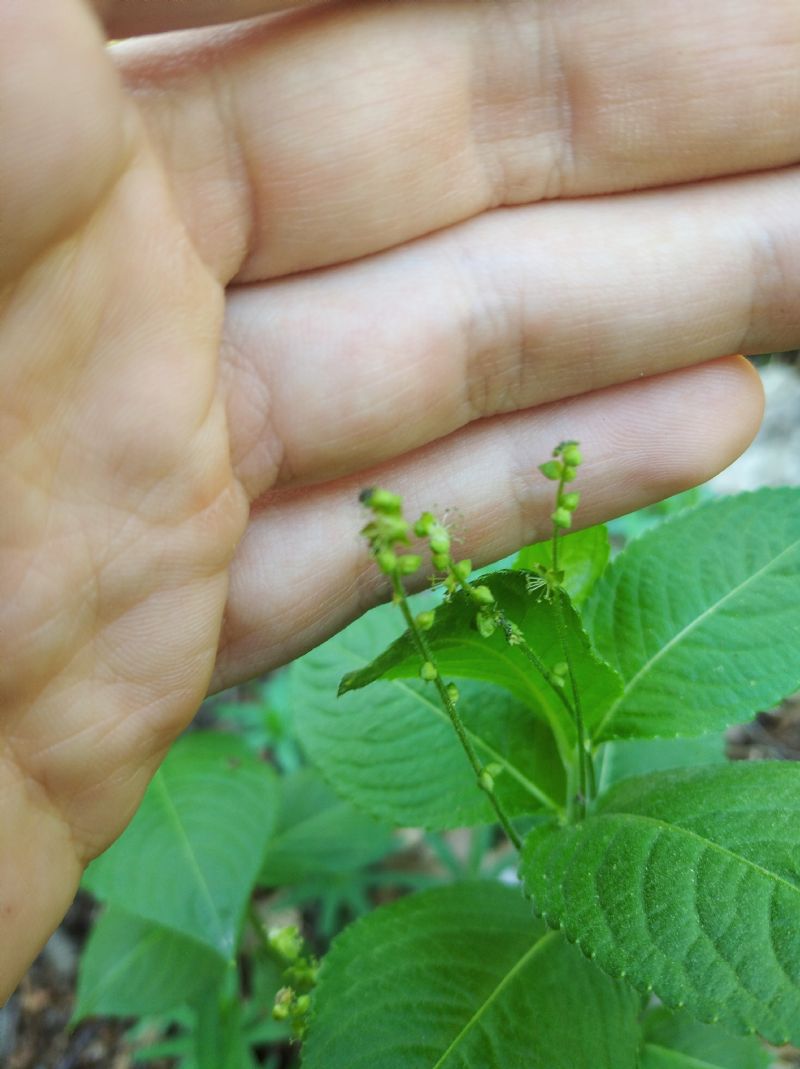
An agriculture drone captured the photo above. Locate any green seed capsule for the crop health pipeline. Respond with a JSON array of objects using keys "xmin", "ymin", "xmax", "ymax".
[
  {"xmin": 413, "ymin": 511, "xmax": 437, "ymax": 537},
  {"xmin": 429, "ymin": 527, "xmax": 451, "ymax": 555},
  {"xmin": 479, "ymin": 769, "xmax": 495, "ymax": 793},
  {"xmin": 538, "ymin": 460, "xmax": 563, "ymax": 481},
  {"xmin": 420, "ymin": 661, "xmax": 438, "ymax": 681},
  {"xmin": 397, "ymin": 553, "xmax": 422, "ymax": 574},
  {"xmin": 432, "ymin": 552, "xmax": 450, "ymax": 570},
  {"xmin": 293, "ymin": 995, "xmax": 311, "ymax": 1016},
  {"xmin": 269, "ymin": 927, "xmax": 302, "ymax": 963},
  {"xmin": 378, "ymin": 515, "xmax": 411, "ymax": 543},
  {"xmin": 453, "ymin": 559, "xmax": 472, "ymax": 582},
  {"xmin": 476, "ymin": 611, "xmax": 497, "ymax": 638},
  {"xmin": 416, "ymin": 610, "xmax": 435, "ymax": 631},
  {"xmin": 560, "ymin": 491, "xmax": 580, "ymax": 511},
  {"xmin": 562, "ymin": 465, "xmax": 578, "ymax": 483},
  {"xmin": 553, "ymin": 662, "xmax": 568, "ymax": 676},
  {"xmin": 561, "ymin": 443, "xmax": 582, "ymax": 467},
  {"xmin": 446, "ymin": 682, "xmax": 460, "ymax": 704},
  {"xmin": 376, "ymin": 548, "xmax": 397, "ymax": 573},
  {"xmin": 552, "ymin": 507, "xmax": 572, "ymax": 529},
  {"xmin": 470, "ymin": 584, "xmax": 495, "ymax": 606},
  {"xmin": 364, "ymin": 488, "xmax": 403, "ymax": 514}
]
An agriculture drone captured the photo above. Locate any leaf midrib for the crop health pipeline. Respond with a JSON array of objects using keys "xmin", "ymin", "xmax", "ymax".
[
  {"xmin": 154, "ymin": 773, "xmax": 228, "ymax": 952},
  {"xmin": 595, "ymin": 535, "xmax": 800, "ymax": 737},
  {"xmin": 430, "ymin": 930, "xmax": 559, "ymax": 1069}
]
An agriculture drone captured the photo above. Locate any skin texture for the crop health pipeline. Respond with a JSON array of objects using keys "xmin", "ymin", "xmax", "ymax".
[{"xmin": 2, "ymin": 0, "xmax": 798, "ymax": 998}]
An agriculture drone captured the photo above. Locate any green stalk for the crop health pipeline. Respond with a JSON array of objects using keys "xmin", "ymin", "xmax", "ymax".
[
  {"xmin": 494, "ymin": 610, "xmax": 580, "ymax": 740},
  {"xmin": 551, "ymin": 475, "xmax": 590, "ymax": 819},
  {"xmin": 390, "ymin": 573, "xmax": 523, "ymax": 850}
]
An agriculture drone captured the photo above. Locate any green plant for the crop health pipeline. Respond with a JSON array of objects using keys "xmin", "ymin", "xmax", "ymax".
[
  {"xmin": 296, "ymin": 445, "xmax": 800, "ymax": 1067},
  {"xmin": 74, "ymin": 445, "xmax": 800, "ymax": 1068}
]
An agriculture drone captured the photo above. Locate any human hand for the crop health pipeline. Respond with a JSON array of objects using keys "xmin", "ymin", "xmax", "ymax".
[{"xmin": 2, "ymin": 0, "xmax": 795, "ymax": 996}]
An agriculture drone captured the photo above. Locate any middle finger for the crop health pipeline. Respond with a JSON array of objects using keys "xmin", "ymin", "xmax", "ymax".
[{"xmin": 116, "ymin": 0, "xmax": 800, "ymax": 281}]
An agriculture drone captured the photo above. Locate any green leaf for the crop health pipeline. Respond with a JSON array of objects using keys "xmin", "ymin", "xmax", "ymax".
[
  {"xmin": 74, "ymin": 907, "xmax": 225, "ymax": 1021},
  {"xmin": 339, "ymin": 572, "xmax": 622, "ymax": 747},
  {"xmin": 84, "ymin": 733, "xmax": 278, "ymax": 957},
  {"xmin": 259, "ymin": 768, "xmax": 397, "ymax": 885},
  {"xmin": 585, "ymin": 488, "xmax": 800, "ymax": 740},
  {"xmin": 595, "ymin": 733, "xmax": 727, "ymax": 793},
  {"xmin": 514, "ymin": 525, "xmax": 610, "ymax": 605},
  {"xmin": 640, "ymin": 1006, "xmax": 770, "ymax": 1069},
  {"xmin": 293, "ymin": 604, "xmax": 565, "ymax": 827},
  {"xmin": 520, "ymin": 762, "xmax": 800, "ymax": 1044},
  {"xmin": 302, "ymin": 882, "xmax": 641, "ymax": 1069}
]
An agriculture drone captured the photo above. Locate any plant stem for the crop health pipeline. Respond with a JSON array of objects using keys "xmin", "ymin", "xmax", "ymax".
[
  {"xmin": 553, "ymin": 588, "xmax": 588, "ymax": 819},
  {"xmin": 550, "ymin": 475, "xmax": 590, "ymax": 819},
  {"xmin": 495, "ymin": 610, "xmax": 579, "ymax": 730},
  {"xmin": 390, "ymin": 574, "xmax": 523, "ymax": 850}
]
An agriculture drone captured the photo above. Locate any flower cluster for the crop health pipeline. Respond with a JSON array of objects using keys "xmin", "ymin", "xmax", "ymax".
[{"xmin": 538, "ymin": 440, "xmax": 583, "ymax": 529}]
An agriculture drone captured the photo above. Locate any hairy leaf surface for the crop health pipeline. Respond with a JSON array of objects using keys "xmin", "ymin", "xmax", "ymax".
[
  {"xmin": 302, "ymin": 882, "xmax": 641, "ymax": 1069},
  {"xmin": 585, "ymin": 488, "xmax": 800, "ymax": 740},
  {"xmin": 84, "ymin": 734, "xmax": 277, "ymax": 957},
  {"xmin": 293, "ymin": 605, "xmax": 564, "ymax": 827},
  {"xmin": 521, "ymin": 763, "xmax": 800, "ymax": 1044}
]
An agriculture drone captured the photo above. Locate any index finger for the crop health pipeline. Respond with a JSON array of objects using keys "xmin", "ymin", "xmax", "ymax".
[{"xmin": 93, "ymin": 0, "xmax": 318, "ymax": 36}]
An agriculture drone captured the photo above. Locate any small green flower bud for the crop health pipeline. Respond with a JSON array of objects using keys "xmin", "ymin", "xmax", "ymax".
[
  {"xmin": 293, "ymin": 994, "xmax": 311, "ymax": 1016},
  {"xmin": 476, "ymin": 611, "xmax": 497, "ymax": 638},
  {"xmin": 273, "ymin": 986, "xmax": 294, "ymax": 1019},
  {"xmin": 562, "ymin": 465, "xmax": 578, "ymax": 483},
  {"xmin": 470, "ymin": 584, "xmax": 495, "ymax": 607},
  {"xmin": 269, "ymin": 926, "xmax": 302, "ymax": 963},
  {"xmin": 363, "ymin": 487, "xmax": 403, "ymax": 514},
  {"xmin": 479, "ymin": 769, "xmax": 495, "ymax": 793},
  {"xmin": 552, "ymin": 507, "xmax": 572, "ymax": 529},
  {"xmin": 432, "ymin": 552, "xmax": 450, "ymax": 570},
  {"xmin": 538, "ymin": 460, "xmax": 563, "ymax": 481},
  {"xmin": 413, "ymin": 511, "xmax": 437, "ymax": 537},
  {"xmin": 429, "ymin": 528, "xmax": 451, "ymax": 555},
  {"xmin": 446, "ymin": 682, "xmax": 460, "ymax": 704},
  {"xmin": 452, "ymin": 559, "xmax": 472, "ymax": 582},
  {"xmin": 553, "ymin": 662, "xmax": 568, "ymax": 677},
  {"xmin": 561, "ymin": 443, "xmax": 582, "ymax": 467},
  {"xmin": 375, "ymin": 548, "xmax": 397, "ymax": 574},
  {"xmin": 420, "ymin": 661, "xmax": 438, "ymax": 681},
  {"xmin": 416, "ymin": 610, "xmax": 435, "ymax": 631},
  {"xmin": 378, "ymin": 515, "xmax": 411, "ymax": 543},
  {"xmin": 560, "ymin": 491, "xmax": 580, "ymax": 511},
  {"xmin": 397, "ymin": 553, "xmax": 421, "ymax": 575},
  {"xmin": 485, "ymin": 762, "xmax": 503, "ymax": 779}
]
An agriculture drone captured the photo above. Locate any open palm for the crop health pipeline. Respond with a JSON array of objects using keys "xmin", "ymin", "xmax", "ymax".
[{"xmin": 3, "ymin": 0, "xmax": 797, "ymax": 995}]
